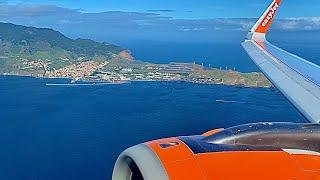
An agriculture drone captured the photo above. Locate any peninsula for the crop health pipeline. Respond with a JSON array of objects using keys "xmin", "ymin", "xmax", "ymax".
[{"xmin": 0, "ymin": 22, "xmax": 271, "ymax": 88}]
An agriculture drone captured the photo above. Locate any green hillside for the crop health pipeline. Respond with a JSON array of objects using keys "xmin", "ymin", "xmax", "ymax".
[{"xmin": 0, "ymin": 22, "xmax": 125, "ymax": 73}]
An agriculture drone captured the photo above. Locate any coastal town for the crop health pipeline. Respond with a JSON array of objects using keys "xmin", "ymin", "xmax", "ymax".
[
  {"xmin": 0, "ymin": 23, "xmax": 272, "ymax": 88},
  {"xmin": 9, "ymin": 58, "xmax": 272, "ymax": 88}
]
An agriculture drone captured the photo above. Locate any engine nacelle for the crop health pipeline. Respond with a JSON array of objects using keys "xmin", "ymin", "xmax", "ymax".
[{"xmin": 113, "ymin": 123, "xmax": 320, "ymax": 180}]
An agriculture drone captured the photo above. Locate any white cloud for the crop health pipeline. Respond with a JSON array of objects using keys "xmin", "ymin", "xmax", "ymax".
[
  {"xmin": 275, "ymin": 17, "xmax": 320, "ymax": 31},
  {"xmin": 179, "ymin": 26, "xmax": 206, "ymax": 32},
  {"xmin": 0, "ymin": 3, "xmax": 320, "ymax": 43}
]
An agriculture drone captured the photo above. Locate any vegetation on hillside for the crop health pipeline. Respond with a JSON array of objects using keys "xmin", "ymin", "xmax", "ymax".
[{"xmin": 0, "ymin": 22, "xmax": 125, "ymax": 73}]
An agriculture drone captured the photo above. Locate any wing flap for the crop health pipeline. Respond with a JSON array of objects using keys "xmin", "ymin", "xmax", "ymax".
[{"xmin": 260, "ymin": 42, "xmax": 320, "ymax": 86}]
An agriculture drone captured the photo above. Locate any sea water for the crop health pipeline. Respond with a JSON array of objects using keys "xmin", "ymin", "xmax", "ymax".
[{"xmin": 0, "ymin": 75, "xmax": 306, "ymax": 179}]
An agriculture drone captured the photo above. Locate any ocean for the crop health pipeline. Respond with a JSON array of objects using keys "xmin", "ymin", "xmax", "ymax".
[
  {"xmin": 0, "ymin": 74, "xmax": 307, "ymax": 179},
  {"xmin": 120, "ymin": 40, "xmax": 320, "ymax": 72},
  {"xmin": 120, "ymin": 41, "xmax": 259, "ymax": 72}
]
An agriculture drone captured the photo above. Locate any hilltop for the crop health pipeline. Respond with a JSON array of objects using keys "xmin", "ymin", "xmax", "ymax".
[{"xmin": 0, "ymin": 22, "xmax": 131, "ymax": 75}]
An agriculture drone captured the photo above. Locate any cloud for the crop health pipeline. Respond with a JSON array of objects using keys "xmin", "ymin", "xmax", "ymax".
[
  {"xmin": 1, "ymin": 3, "xmax": 320, "ymax": 31},
  {"xmin": 179, "ymin": 27, "xmax": 206, "ymax": 32},
  {"xmin": 147, "ymin": 9, "xmax": 176, "ymax": 13},
  {"xmin": 1, "ymin": 3, "xmax": 320, "ymax": 43},
  {"xmin": 275, "ymin": 20, "xmax": 299, "ymax": 30},
  {"xmin": 0, "ymin": 4, "xmax": 80, "ymax": 17},
  {"xmin": 275, "ymin": 17, "xmax": 320, "ymax": 31}
]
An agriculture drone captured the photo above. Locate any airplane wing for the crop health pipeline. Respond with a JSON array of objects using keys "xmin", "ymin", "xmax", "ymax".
[
  {"xmin": 242, "ymin": 0, "xmax": 320, "ymax": 123},
  {"xmin": 113, "ymin": 2, "xmax": 320, "ymax": 179}
]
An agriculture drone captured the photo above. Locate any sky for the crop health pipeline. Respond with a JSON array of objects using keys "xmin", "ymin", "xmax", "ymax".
[
  {"xmin": 0, "ymin": 0, "xmax": 320, "ymax": 43},
  {"xmin": 5, "ymin": 0, "xmax": 320, "ymax": 19}
]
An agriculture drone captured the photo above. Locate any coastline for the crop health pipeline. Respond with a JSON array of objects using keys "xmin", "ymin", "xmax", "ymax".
[{"xmin": 0, "ymin": 74, "xmax": 271, "ymax": 88}]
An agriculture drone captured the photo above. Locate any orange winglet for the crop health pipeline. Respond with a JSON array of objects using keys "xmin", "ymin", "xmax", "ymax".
[{"xmin": 253, "ymin": 0, "xmax": 282, "ymax": 34}]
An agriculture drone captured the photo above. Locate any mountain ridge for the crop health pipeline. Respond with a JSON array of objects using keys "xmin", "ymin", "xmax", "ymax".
[{"xmin": 0, "ymin": 22, "xmax": 131, "ymax": 74}]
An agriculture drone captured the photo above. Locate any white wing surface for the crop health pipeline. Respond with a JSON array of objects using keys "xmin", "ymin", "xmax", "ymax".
[{"xmin": 242, "ymin": 0, "xmax": 320, "ymax": 123}]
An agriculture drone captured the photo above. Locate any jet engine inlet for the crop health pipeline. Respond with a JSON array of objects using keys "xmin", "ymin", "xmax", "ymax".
[{"xmin": 112, "ymin": 144, "xmax": 168, "ymax": 180}]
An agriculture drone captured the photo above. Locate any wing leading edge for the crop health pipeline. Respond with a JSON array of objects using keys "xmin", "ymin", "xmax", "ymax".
[{"xmin": 242, "ymin": 0, "xmax": 320, "ymax": 123}]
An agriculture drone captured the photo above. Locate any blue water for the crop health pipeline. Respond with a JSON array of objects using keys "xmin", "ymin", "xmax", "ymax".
[
  {"xmin": 121, "ymin": 41, "xmax": 260, "ymax": 72},
  {"xmin": 119, "ymin": 39, "xmax": 320, "ymax": 73},
  {"xmin": 1, "ymin": 37, "xmax": 318, "ymax": 179},
  {"xmin": 0, "ymin": 76, "xmax": 307, "ymax": 180}
]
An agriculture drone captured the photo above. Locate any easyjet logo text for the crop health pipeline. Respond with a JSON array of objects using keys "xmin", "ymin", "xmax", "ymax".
[{"xmin": 262, "ymin": 2, "xmax": 279, "ymax": 27}]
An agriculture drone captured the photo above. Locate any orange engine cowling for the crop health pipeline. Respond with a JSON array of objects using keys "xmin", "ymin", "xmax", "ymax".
[{"xmin": 112, "ymin": 123, "xmax": 320, "ymax": 180}]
